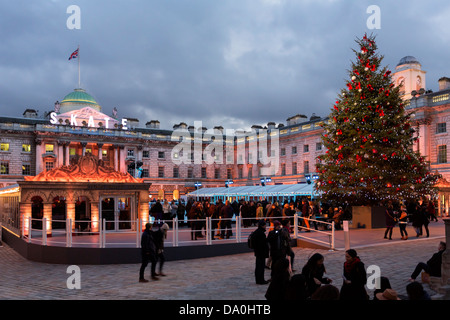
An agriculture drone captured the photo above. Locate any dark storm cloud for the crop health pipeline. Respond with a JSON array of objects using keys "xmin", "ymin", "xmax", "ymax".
[{"xmin": 1, "ymin": 0, "xmax": 450, "ymax": 130}]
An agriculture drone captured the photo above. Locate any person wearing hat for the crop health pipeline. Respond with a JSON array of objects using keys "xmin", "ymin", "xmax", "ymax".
[
  {"xmin": 139, "ymin": 222, "xmax": 158, "ymax": 282},
  {"xmin": 267, "ymin": 220, "xmax": 292, "ymax": 278},
  {"xmin": 154, "ymin": 223, "xmax": 169, "ymax": 277},
  {"xmin": 252, "ymin": 219, "xmax": 270, "ymax": 285},
  {"xmin": 376, "ymin": 289, "xmax": 401, "ymax": 300}
]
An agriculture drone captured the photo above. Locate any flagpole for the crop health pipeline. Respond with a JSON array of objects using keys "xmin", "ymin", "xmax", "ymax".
[{"xmin": 78, "ymin": 45, "xmax": 81, "ymax": 88}]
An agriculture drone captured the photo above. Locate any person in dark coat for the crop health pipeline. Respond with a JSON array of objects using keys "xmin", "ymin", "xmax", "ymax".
[
  {"xmin": 339, "ymin": 249, "xmax": 368, "ymax": 300},
  {"xmin": 220, "ymin": 200, "xmax": 234, "ymax": 238},
  {"xmin": 265, "ymin": 258, "xmax": 291, "ymax": 300},
  {"xmin": 285, "ymin": 274, "xmax": 308, "ymax": 300},
  {"xmin": 252, "ymin": 219, "xmax": 270, "ymax": 284},
  {"xmin": 153, "ymin": 223, "xmax": 169, "ymax": 277},
  {"xmin": 139, "ymin": 223, "xmax": 158, "ymax": 282},
  {"xmin": 409, "ymin": 241, "xmax": 446, "ymax": 281},
  {"xmin": 301, "ymin": 253, "xmax": 332, "ymax": 298},
  {"xmin": 383, "ymin": 203, "xmax": 397, "ymax": 240}
]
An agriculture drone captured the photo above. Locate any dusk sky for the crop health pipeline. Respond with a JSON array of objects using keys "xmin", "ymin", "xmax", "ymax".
[{"xmin": 1, "ymin": 0, "xmax": 450, "ymax": 130}]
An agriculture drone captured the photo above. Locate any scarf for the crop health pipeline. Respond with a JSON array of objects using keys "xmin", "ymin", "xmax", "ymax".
[{"xmin": 344, "ymin": 257, "xmax": 361, "ymax": 274}]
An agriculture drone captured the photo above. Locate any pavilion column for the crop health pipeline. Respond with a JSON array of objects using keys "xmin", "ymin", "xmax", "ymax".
[
  {"xmin": 66, "ymin": 201, "xmax": 76, "ymax": 231},
  {"xmin": 20, "ymin": 202, "xmax": 32, "ymax": 237},
  {"xmin": 43, "ymin": 202, "xmax": 53, "ymax": 236},
  {"xmin": 445, "ymin": 194, "xmax": 449, "ymax": 217},
  {"xmin": 90, "ymin": 202, "xmax": 99, "ymax": 232},
  {"xmin": 139, "ymin": 191, "xmax": 149, "ymax": 225}
]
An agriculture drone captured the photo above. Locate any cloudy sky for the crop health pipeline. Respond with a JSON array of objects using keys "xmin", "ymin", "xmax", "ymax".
[{"xmin": 1, "ymin": 0, "xmax": 450, "ymax": 130}]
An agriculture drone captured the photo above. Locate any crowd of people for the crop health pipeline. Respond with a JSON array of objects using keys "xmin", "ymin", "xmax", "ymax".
[
  {"xmin": 148, "ymin": 197, "xmax": 353, "ymax": 238},
  {"xmin": 250, "ymin": 218, "xmax": 443, "ymax": 301},
  {"xmin": 383, "ymin": 198, "xmax": 439, "ymax": 240}
]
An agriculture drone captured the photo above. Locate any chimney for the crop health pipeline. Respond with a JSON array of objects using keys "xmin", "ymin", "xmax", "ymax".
[
  {"xmin": 145, "ymin": 120, "xmax": 160, "ymax": 129},
  {"xmin": 438, "ymin": 77, "xmax": 450, "ymax": 91}
]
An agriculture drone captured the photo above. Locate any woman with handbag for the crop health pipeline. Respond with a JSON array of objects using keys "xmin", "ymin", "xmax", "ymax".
[
  {"xmin": 398, "ymin": 206, "xmax": 409, "ymax": 240},
  {"xmin": 383, "ymin": 202, "xmax": 397, "ymax": 240}
]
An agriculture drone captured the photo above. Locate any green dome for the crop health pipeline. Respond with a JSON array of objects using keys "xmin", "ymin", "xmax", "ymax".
[{"xmin": 59, "ymin": 88, "xmax": 101, "ymax": 113}]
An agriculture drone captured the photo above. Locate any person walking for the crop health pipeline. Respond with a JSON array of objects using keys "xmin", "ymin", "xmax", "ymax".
[
  {"xmin": 267, "ymin": 220, "xmax": 292, "ymax": 277},
  {"xmin": 301, "ymin": 253, "xmax": 333, "ymax": 298},
  {"xmin": 281, "ymin": 220, "xmax": 295, "ymax": 272},
  {"xmin": 339, "ymin": 249, "xmax": 368, "ymax": 300},
  {"xmin": 383, "ymin": 202, "xmax": 397, "ymax": 240},
  {"xmin": 252, "ymin": 220, "xmax": 270, "ymax": 285},
  {"xmin": 139, "ymin": 223, "xmax": 158, "ymax": 282},
  {"xmin": 153, "ymin": 222, "xmax": 169, "ymax": 277},
  {"xmin": 220, "ymin": 200, "xmax": 234, "ymax": 239},
  {"xmin": 398, "ymin": 205, "xmax": 409, "ymax": 240}
]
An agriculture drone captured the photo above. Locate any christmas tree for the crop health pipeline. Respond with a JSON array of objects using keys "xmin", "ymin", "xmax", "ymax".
[{"xmin": 316, "ymin": 34, "xmax": 440, "ymax": 206}]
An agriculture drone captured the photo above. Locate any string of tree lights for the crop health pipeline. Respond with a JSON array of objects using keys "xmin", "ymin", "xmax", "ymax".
[{"xmin": 315, "ymin": 33, "xmax": 441, "ymax": 206}]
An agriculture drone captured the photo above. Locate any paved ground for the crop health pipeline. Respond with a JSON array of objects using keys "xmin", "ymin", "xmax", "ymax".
[{"xmin": 0, "ymin": 220, "xmax": 447, "ymax": 301}]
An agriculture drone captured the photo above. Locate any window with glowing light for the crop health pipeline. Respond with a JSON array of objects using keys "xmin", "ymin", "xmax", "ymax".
[
  {"xmin": 438, "ymin": 145, "xmax": 447, "ymax": 164},
  {"xmin": 45, "ymin": 144, "xmax": 54, "ymax": 153},
  {"xmin": 22, "ymin": 144, "xmax": 31, "ymax": 152},
  {"xmin": 0, "ymin": 143, "xmax": 9, "ymax": 151},
  {"xmin": 0, "ymin": 161, "xmax": 9, "ymax": 174}
]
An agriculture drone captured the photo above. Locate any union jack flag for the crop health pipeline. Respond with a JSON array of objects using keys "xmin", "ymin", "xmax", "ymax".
[{"xmin": 68, "ymin": 48, "xmax": 79, "ymax": 60}]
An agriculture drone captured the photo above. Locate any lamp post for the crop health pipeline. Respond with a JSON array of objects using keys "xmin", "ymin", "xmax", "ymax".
[
  {"xmin": 305, "ymin": 174, "xmax": 319, "ymax": 200},
  {"xmin": 225, "ymin": 179, "xmax": 233, "ymax": 202},
  {"xmin": 194, "ymin": 181, "xmax": 202, "ymax": 201},
  {"xmin": 260, "ymin": 177, "xmax": 271, "ymax": 202}
]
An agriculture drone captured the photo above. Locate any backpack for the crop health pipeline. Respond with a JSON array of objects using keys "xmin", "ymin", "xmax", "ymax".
[{"xmin": 248, "ymin": 230, "xmax": 256, "ymax": 249}]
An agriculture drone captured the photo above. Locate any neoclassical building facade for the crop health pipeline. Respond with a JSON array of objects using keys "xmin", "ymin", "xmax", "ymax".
[{"xmin": 1, "ymin": 55, "xmax": 450, "ymax": 236}]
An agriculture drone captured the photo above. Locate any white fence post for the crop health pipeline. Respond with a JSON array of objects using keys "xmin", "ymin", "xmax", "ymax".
[
  {"xmin": 173, "ymin": 217, "xmax": 177, "ymax": 246},
  {"xmin": 136, "ymin": 219, "xmax": 140, "ymax": 248},
  {"xmin": 102, "ymin": 219, "xmax": 106, "ymax": 248},
  {"xmin": 294, "ymin": 213, "xmax": 298, "ymax": 239},
  {"xmin": 236, "ymin": 216, "xmax": 241, "ymax": 243},
  {"xmin": 28, "ymin": 217, "xmax": 32, "ymax": 243},
  {"xmin": 42, "ymin": 218, "xmax": 47, "ymax": 246},
  {"xmin": 206, "ymin": 217, "xmax": 211, "ymax": 245},
  {"xmin": 66, "ymin": 218, "xmax": 72, "ymax": 247},
  {"xmin": 331, "ymin": 221, "xmax": 335, "ymax": 251}
]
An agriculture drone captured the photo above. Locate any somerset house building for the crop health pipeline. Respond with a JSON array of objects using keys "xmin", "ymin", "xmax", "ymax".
[{"xmin": 1, "ymin": 55, "xmax": 450, "ymax": 237}]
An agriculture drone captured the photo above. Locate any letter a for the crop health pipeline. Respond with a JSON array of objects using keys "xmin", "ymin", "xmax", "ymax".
[
  {"xmin": 67, "ymin": 5, "xmax": 81, "ymax": 30},
  {"xmin": 66, "ymin": 265, "xmax": 81, "ymax": 289},
  {"xmin": 366, "ymin": 5, "xmax": 381, "ymax": 30}
]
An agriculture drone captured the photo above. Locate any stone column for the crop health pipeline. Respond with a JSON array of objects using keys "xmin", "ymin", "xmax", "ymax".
[
  {"xmin": 64, "ymin": 143, "xmax": 70, "ymax": 166},
  {"xmin": 81, "ymin": 142, "xmax": 87, "ymax": 156},
  {"xmin": 43, "ymin": 202, "xmax": 53, "ymax": 236},
  {"xmin": 35, "ymin": 139, "xmax": 43, "ymax": 174},
  {"xmin": 57, "ymin": 141, "xmax": 64, "ymax": 168},
  {"xmin": 66, "ymin": 201, "xmax": 76, "ymax": 231},
  {"xmin": 90, "ymin": 202, "xmax": 100, "ymax": 233},
  {"xmin": 97, "ymin": 143, "xmax": 103, "ymax": 160},
  {"xmin": 119, "ymin": 145, "xmax": 126, "ymax": 173},
  {"xmin": 114, "ymin": 145, "xmax": 119, "ymax": 171},
  {"xmin": 19, "ymin": 202, "xmax": 32, "ymax": 237}
]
